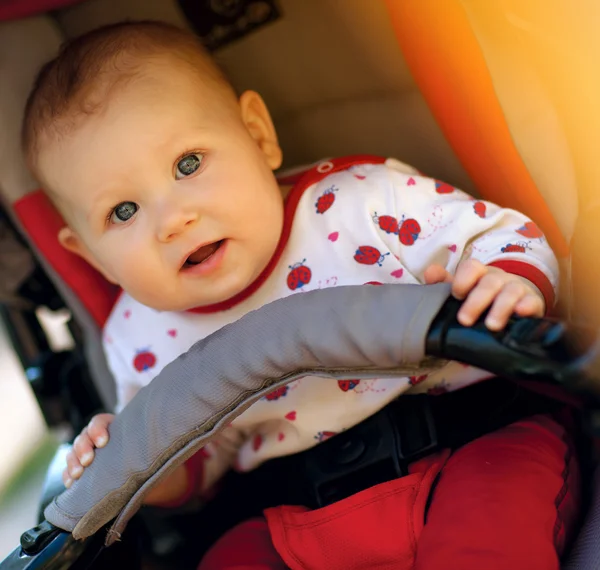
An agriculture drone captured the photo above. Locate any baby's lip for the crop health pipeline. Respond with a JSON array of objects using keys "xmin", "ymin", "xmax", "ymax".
[{"xmin": 180, "ymin": 240, "xmax": 224, "ymax": 269}]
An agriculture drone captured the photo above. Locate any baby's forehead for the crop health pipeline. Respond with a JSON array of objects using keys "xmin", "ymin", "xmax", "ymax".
[
  {"xmin": 40, "ymin": 59, "xmax": 216, "ymax": 155},
  {"xmin": 69, "ymin": 56, "xmax": 227, "ymax": 131},
  {"xmin": 80, "ymin": 55, "xmax": 207, "ymax": 113},
  {"xmin": 23, "ymin": 22, "xmax": 237, "ymax": 186}
]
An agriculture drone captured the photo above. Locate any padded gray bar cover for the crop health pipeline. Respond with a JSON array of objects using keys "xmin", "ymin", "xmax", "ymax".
[{"xmin": 44, "ymin": 283, "xmax": 451, "ymax": 544}]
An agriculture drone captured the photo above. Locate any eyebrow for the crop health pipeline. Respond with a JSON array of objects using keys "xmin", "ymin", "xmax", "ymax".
[{"xmin": 84, "ymin": 188, "xmax": 121, "ymax": 223}]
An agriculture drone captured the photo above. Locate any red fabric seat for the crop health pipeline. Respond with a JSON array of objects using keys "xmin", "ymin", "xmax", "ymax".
[
  {"xmin": 0, "ymin": 0, "xmax": 85, "ymax": 22},
  {"xmin": 14, "ymin": 190, "xmax": 119, "ymax": 327}
]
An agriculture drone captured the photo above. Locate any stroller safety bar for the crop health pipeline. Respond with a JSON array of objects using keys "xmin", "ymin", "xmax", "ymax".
[
  {"xmin": 46, "ymin": 283, "xmax": 452, "ymax": 543},
  {"xmin": 3, "ymin": 283, "xmax": 598, "ymax": 569}
]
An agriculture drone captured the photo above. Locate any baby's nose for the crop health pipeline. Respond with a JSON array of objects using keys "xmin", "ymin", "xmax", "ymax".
[{"xmin": 157, "ymin": 210, "xmax": 199, "ymax": 242}]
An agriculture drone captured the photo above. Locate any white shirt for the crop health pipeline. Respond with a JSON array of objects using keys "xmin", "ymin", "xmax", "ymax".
[{"xmin": 103, "ymin": 155, "xmax": 558, "ymax": 490}]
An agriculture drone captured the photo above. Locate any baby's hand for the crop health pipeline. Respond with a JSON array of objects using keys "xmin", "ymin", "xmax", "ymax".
[
  {"xmin": 62, "ymin": 413, "xmax": 115, "ymax": 488},
  {"xmin": 424, "ymin": 259, "xmax": 545, "ymax": 331}
]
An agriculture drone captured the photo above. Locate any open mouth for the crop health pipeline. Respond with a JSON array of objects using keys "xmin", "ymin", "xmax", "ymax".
[{"xmin": 182, "ymin": 240, "xmax": 225, "ymax": 269}]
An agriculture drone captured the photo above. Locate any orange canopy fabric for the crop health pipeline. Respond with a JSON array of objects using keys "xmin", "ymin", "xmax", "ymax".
[{"xmin": 385, "ymin": 0, "xmax": 568, "ymax": 258}]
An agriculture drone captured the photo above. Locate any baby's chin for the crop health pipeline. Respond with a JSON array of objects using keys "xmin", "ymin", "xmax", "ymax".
[
  {"xmin": 136, "ymin": 292, "xmax": 236, "ymax": 313},
  {"xmin": 132, "ymin": 295, "xmax": 226, "ymax": 313},
  {"xmin": 132, "ymin": 275, "xmax": 259, "ymax": 312}
]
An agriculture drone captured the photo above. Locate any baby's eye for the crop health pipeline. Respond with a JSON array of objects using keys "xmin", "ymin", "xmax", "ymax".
[
  {"xmin": 175, "ymin": 153, "xmax": 203, "ymax": 180},
  {"xmin": 110, "ymin": 201, "xmax": 138, "ymax": 224}
]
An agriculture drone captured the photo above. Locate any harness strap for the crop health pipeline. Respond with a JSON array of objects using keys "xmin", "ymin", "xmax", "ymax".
[{"xmin": 261, "ymin": 378, "xmax": 566, "ymax": 509}]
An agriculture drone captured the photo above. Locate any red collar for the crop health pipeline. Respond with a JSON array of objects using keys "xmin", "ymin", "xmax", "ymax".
[{"xmin": 186, "ymin": 155, "xmax": 386, "ymax": 314}]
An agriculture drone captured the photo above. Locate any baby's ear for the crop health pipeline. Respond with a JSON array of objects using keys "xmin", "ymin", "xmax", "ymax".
[
  {"xmin": 58, "ymin": 227, "xmax": 117, "ymax": 284},
  {"xmin": 239, "ymin": 90, "xmax": 282, "ymax": 170}
]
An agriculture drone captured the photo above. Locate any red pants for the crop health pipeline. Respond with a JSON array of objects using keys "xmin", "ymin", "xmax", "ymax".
[{"xmin": 199, "ymin": 414, "xmax": 580, "ymax": 570}]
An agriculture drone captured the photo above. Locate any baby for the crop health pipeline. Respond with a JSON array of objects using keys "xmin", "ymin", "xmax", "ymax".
[{"xmin": 23, "ymin": 21, "xmax": 578, "ymax": 570}]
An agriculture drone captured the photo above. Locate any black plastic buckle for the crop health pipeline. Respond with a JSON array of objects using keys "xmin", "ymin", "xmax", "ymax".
[
  {"xmin": 20, "ymin": 521, "xmax": 61, "ymax": 555},
  {"xmin": 303, "ymin": 394, "xmax": 439, "ymax": 508}
]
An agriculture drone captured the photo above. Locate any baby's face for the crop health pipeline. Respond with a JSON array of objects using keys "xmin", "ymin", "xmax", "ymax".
[{"xmin": 41, "ymin": 60, "xmax": 285, "ymax": 311}]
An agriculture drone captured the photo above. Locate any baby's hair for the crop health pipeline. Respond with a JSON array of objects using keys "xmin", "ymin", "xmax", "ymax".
[{"xmin": 22, "ymin": 20, "xmax": 235, "ymax": 180}]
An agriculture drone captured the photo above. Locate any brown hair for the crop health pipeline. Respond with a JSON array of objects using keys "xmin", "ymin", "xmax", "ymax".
[{"xmin": 22, "ymin": 20, "xmax": 235, "ymax": 180}]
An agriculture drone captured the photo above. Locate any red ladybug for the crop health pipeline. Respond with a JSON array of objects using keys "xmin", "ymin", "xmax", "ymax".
[
  {"xmin": 314, "ymin": 431, "xmax": 337, "ymax": 442},
  {"xmin": 354, "ymin": 246, "xmax": 390, "ymax": 266},
  {"xmin": 501, "ymin": 242, "xmax": 528, "ymax": 254},
  {"xmin": 409, "ymin": 375, "xmax": 428, "ymax": 386},
  {"xmin": 338, "ymin": 379, "xmax": 360, "ymax": 392},
  {"xmin": 265, "ymin": 386, "xmax": 289, "ymax": 401},
  {"xmin": 473, "ymin": 201, "xmax": 487, "ymax": 218},
  {"xmin": 315, "ymin": 185, "xmax": 337, "ymax": 214},
  {"xmin": 516, "ymin": 221, "xmax": 544, "ymax": 240},
  {"xmin": 399, "ymin": 218, "xmax": 421, "ymax": 246},
  {"xmin": 287, "ymin": 260, "xmax": 312, "ymax": 290},
  {"xmin": 372, "ymin": 212, "xmax": 399, "ymax": 234},
  {"xmin": 435, "ymin": 180, "xmax": 455, "ymax": 194},
  {"xmin": 133, "ymin": 349, "xmax": 157, "ymax": 372}
]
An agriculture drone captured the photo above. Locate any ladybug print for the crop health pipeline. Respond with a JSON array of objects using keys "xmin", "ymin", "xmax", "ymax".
[
  {"xmin": 435, "ymin": 180, "xmax": 455, "ymax": 194},
  {"xmin": 372, "ymin": 212, "xmax": 399, "ymax": 234},
  {"xmin": 133, "ymin": 349, "xmax": 157, "ymax": 372},
  {"xmin": 314, "ymin": 431, "xmax": 337, "ymax": 442},
  {"xmin": 265, "ymin": 386, "xmax": 289, "ymax": 401},
  {"xmin": 315, "ymin": 185, "xmax": 338, "ymax": 214},
  {"xmin": 409, "ymin": 375, "xmax": 428, "ymax": 386},
  {"xmin": 253, "ymin": 434, "xmax": 263, "ymax": 452},
  {"xmin": 516, "ymin": 221, "xmax": 544, "ymax": 240},
  {"xmin": 338, "ymin": 379, "xmax": 361, "ymax": 392},
  {"xmin": 399, "ymin": 218, "xmax": 421, "ymax": 246},
  {"xmin": 354, "ymin": 246, "xmax": 390, "ymax": 266},
  {"xmin": 287, "ymin": 259, "xmax": 312, "ymax": 290},
  {"xmin": 501, "ymin": 242, "xmax": 529, "ymax": 254},
  {"xmin": 473, "ymin": 201, "xmax": 487, "ymax": 218}
]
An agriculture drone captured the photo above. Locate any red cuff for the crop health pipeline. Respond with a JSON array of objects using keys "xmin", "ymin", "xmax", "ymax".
[
  {"xmin": 153, "ymin": 448, "xmax": 208, "ymax": 509},
  {"xmin": 487, "ymin": 260, "xmax": 555, "ymax": 312}
]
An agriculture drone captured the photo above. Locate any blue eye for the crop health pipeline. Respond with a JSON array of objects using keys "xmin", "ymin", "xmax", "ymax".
[
  {"xmin": 175, "ymin": 153, "xmax": 203, "ymax": 179},
  {"xmin": 111, "ymin": 201, "xmax": 138, "ymax": 223}
]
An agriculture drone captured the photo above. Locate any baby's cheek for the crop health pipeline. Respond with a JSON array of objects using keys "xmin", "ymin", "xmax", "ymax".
[
  {"xmin": 112, "ymin": 253, "xmax": 169, "ymax": 305},
  {"xmin": 106, "ymin": 244, "xmax": 153, "ymax": 281}
]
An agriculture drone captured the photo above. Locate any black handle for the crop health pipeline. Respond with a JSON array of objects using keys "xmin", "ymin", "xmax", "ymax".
[{"xmin": 426, "ymin": 297, "xmax": 600, "ymax": 399}]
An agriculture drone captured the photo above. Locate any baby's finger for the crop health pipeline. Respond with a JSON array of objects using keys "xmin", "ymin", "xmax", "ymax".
[
  {"xmin": 452, "ymin": 260, "xmax": 487, "ymax": 300},
  {"xmin": 73, "ymin": 430, "xmax": 95, "ymax": 467},
  {"xmin": 66, "ymin": 450, "xmax": 84, "ymax": 480},
  {"xmin": 87, "ymin": 414, "xmax": 113, "ymax": 448},
  {"xmin": 423, "ymin": 264, "xmax": 453, "ymax": 285},
  {"xmin": 62, "ymin": 467, "xmax": 73, "ymax": 488},
  {"xmin": 514, "ymin": 293, "xmax": 545, "ymax": 318},
  {"xmin": 457, "ymin": 272, "xmax": 504, "ymax": 326},
  {"xmin": 484, "ymin": 281, "xmax": 527, "ymax": 330}
]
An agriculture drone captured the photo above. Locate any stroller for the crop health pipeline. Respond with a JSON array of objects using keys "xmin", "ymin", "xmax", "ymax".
[{"xmin": 1, "ymin": 0, "xmax": 600, "ymax": 568}]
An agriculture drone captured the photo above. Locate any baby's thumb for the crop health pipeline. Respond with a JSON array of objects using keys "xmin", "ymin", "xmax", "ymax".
[
  {"xmin": 62, "ymin": 467, "xmax": 71, "ymax": 487},
  {"xmin": 423, "ymin": 264, "xmax": 453, "ymax": 285}
]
